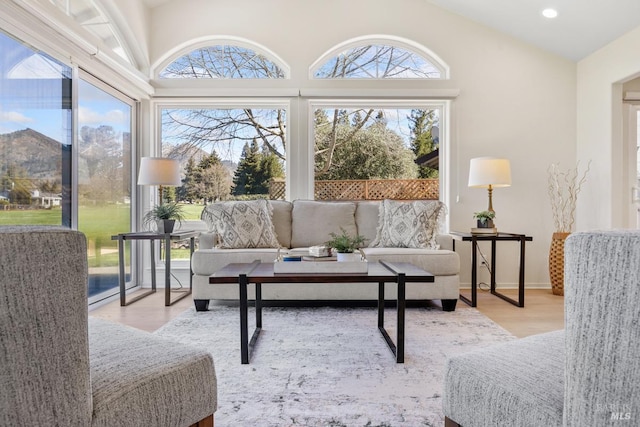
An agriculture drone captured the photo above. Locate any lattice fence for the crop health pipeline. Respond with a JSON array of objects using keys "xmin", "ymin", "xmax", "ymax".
[
  {"xmin": 269, "ymin": 178, "xmax": 439, "ymax": 200},
  {"xmin": 269, "ymin": 178, "xmax": 286, "ymax": 200}
]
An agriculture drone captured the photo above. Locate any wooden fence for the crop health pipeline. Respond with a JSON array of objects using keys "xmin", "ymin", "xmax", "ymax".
[{"xmin": 269, "ymin": 178, "xmax": 439, "ymax": 200}]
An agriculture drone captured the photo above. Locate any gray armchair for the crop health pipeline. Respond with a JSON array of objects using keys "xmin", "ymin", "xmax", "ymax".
[
  {"xmin": 443, "ymin": 230, "xmax": 640, "ymax": 426},
  {"xmin": 0, "ymin": 226, "xmax": 217, "ymax": 426}
]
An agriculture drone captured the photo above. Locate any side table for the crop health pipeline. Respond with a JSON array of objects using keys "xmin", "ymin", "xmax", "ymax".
[
  {"xmin": 450, "ymin": 231, "xmax": 533, "ymax": 308},
  {"xmin": 111, "ymin": 230, "xmax": 199, "ymax": 306}
]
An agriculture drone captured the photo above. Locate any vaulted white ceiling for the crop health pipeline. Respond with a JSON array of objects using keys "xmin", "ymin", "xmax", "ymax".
[{"xmin": 140, "ymin": 0, "xmax": 640, "ymax": 61}]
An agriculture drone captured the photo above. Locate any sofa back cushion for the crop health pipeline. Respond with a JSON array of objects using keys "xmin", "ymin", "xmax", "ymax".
[
  {"xmin": 270, "ymin": 200, "xmax": 293, "ymax": 248},
  {"xmin": 291, "ymin": 200, "xmax": 357, "ymax": 248},
  {"xmin": 355, "ymin": 201, "xmax": 381, "ymax": 246}
]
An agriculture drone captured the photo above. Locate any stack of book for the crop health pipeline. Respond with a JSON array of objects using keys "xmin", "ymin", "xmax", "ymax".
[{"xmin": 309, "ymin": 245, "xmax": 331, "ymax": 257}]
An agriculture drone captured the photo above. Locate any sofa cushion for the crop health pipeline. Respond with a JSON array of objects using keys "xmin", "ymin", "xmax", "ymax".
[
  {"xmin": 370, "ymin": 199, "xmax": 444, "ymax": 249},
  {"xmin": 291, "ymin": 200, "xmax": 358, "ymax": 248},
  {"xmin": 269, "ymin": 200, "xmax": 293, "ymax": 248},
  {"xmin": 355, "ymin": 201, "xmax": 381, "ymax": 244},
  {"xmin": 201, "ymin": 199, "xmax": 280, "ymax": 248}
]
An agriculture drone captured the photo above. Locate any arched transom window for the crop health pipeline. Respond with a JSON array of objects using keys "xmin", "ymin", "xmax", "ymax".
[
  {"xmin": 159, "ymin": 44, "xmax": 286, "ymax": 79},
  {"xmin": 313, "ymin": 42, "xmax": 445, "ymax": 79}
]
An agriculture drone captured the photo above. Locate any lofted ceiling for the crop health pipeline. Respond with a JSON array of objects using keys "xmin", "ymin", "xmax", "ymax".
[{"xmin": 139, "ymin": 0, "xmax": 640, "ymax": 61}]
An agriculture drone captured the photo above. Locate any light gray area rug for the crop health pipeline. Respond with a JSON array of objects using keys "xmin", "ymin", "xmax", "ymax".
[{"xmin": 155, "ymin": 305, "xmax": 514, "ymax": 427}]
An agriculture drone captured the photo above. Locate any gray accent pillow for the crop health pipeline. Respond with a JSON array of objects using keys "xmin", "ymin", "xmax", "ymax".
[
  {"xmin": 201, "ymin": 199, "xmax": 280, "ymax": 249},
  {"xmin": 370, "ymin": 199, "xmax": 444, "ymax": 249}
]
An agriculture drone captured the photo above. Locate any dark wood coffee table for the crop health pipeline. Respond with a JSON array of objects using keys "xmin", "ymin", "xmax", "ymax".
[{"xmin": 209, "ymin": 260, "xmax": 434, "ymax": 364}]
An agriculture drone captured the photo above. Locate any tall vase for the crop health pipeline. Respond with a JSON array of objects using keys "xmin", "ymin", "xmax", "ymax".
[{"xmin": 549, "ymin": 232, "xmax": 570, "ymax": 296}]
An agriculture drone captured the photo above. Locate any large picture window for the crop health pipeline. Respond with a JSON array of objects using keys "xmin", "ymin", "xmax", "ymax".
[
  {"xmin": 161, "ymin": 105, "xmax": 287, "ymax": 203},
  {"xmin": 313, "ymin": 103, "xmax": 440, "ymax": 200}
]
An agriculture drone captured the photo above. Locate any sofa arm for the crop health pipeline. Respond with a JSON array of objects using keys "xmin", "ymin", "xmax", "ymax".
[
  {"xmin": 436, "ymin": 234, "xmax": 454, "ymax": 251},
  {"xmin": 198, "ymin": 231, "xmax": 217, "ymax": 249}
]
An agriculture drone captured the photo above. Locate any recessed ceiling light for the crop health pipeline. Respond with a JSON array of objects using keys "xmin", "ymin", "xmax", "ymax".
[{"xmin": 542, "ymin": 8, "xmax": 558, "ymax": 18}]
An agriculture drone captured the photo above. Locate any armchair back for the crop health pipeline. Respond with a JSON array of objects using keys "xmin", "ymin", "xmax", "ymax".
[
  {"xmin": 564, "ymin": 230, "xmax": 640, "ymax": 425},
  {"xmin": 0, "ymin": 226, "xmax": 92, "ymax": 425}
]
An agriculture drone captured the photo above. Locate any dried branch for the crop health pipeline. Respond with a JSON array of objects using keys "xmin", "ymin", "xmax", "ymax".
[{"xmin": 547, "ymin": 161, "xmax": 591, "ymax": 232}]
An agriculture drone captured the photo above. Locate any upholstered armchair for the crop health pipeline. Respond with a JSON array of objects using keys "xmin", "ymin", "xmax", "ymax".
[
  {"xmin": 443, "ymin": 230, "xmax": 640, "ymax": 426},
  {"xmin": 0, "ymin": 226, "xmax": 217, "ymax": 426}
]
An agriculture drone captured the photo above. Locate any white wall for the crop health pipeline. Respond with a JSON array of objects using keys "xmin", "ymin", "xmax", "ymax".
[
  {"xmin": 133, "ymin": 0, "xmax": 577, "ymax": 288},
  {"xmin": 577, "ymin": 26, "xmax": 640, "ymax": 230}
]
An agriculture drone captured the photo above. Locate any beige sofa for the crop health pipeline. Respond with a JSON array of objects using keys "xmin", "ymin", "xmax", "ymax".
[{"xmin": 191, "ymin": 199, "xmax": 460, "ymax": 311}]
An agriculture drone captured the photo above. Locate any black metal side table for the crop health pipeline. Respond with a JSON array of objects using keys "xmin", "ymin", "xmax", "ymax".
[
  {"xmin": 450, "ymin": 231, "xmax": 533, "ymax": 308},
  {"xmin": 111, "ymin": 230, "xmax": 199, "ymax": 306}
]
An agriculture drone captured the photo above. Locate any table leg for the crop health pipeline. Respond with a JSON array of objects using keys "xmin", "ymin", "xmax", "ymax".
[
  {"xmin": 118, "ymin": 236, "xmax": 126, "ymax": 306},
  {"xmin": 396, "ymin": 273, "xmax": 406, "ymax": 363},
  {"xmin": 165, "ymin": 234, "xmax": 171, "ymax": 306},
  {"xmin": 518, "ymin": 236, "xmax": 526, "ymax": 307},
  {"xmin": 491, "ymin": 238, "xmax": 526, "ymax": 307},
  {"xmin": 460, "ymin": 237, "xmax": 478, "ymax": 307},
  {"xmin": 378, "ymin": 281, "xmax": 385, "ymax": 328},
  {"xmin": 119, "ymin": 237, "xmax": 155, "ymax": 306},
  {"xmin": 255, "ymin": 282, "xmax": 262, "ymax": 329},
  {"xmin": 150, "ymin": 240, "xmax": 156, "ymax": 292},
  {"xmin": 490, "ymin": 239, "xmax": 497, "ymax": 293},
  {"xmin": 239, "ymin": 273, "xmax": 249, "ymax": 364}
]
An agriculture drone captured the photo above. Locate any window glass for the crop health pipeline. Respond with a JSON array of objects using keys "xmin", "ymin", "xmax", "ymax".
[
  {"xmin": 314, "ymin": 44, "xmax": 441, "ymax": 79},
  {"xmin": 160, "ymin": 45, "xmax": 285, "ymax": 79},
  {"xmin": 161, "ymin": 106, "xmax": 286, "ymax": 257},
  {"xmin": 77, "ymin": 77, "xmax": 133, "ymax": 302},
  {"xmin": 314, "ymin": 106, "xmax": 439, "ymax": 200},
  {"xmin": 0, "ymin": 30, "xmax": 72, "ymax": 225}
]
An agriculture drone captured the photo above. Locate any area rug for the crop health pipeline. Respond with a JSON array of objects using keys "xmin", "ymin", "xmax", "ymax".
[{"xmin": 155, "ymin": 305, "xmax": 514, "ymax": 427}]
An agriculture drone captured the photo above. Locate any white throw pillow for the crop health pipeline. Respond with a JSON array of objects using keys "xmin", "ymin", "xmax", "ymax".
[
  {"xmin": 370, "ymin": 199, "xmax": 444, "ymax": 249},
  {"xmin": 201, "ymin": 199, "xmax": 280, "ymax": 249}
]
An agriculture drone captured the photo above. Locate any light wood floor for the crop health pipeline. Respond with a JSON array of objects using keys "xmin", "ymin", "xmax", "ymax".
[{"xmin": 90, "ymin": 288, "xmax": 564, "ymax": 338}]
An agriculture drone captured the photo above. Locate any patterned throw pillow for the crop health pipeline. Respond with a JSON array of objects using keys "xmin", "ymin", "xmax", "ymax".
[
  {"xmin": 201, "ymin": 199, "xmax": 280, "ymax": 249},
  {"xmin": 370, "ymin": 199, "xmax": 445, "ymax": 249}
]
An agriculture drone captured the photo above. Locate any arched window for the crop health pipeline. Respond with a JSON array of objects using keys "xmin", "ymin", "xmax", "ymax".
[
  {"xmin": 308, "ymin": 37, "xmax": 449, "ymax": 200},
  {"xmin": 159, "ymin": 44, "xmax": 286, "ymax": 79},
  {"xmin": 156, "ymin": 41, "xmax": 289, "ymax": 201},
  {"xmin": 312, "ymin": 37, "xmax": 447, "ymax": 79}
]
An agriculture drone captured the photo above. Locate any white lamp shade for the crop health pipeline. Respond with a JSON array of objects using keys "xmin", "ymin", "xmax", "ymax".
[
  {"xmin": 137, "ymin": 157, "xmax": 181, "ymax": 186},
  {"xmin": 468, "ymin": 157, "xmax": 512, "ymax": 188}
]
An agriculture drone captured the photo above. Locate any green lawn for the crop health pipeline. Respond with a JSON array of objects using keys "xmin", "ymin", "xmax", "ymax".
[{"xmin": 0, "ymin": 203, "xmax": 203, "ymax": 267}]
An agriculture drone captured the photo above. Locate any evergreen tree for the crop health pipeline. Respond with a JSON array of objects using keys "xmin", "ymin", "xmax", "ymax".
[
  {"xmin": 178, "ymin": 157, "xmax": 198, "ymax": 203},
  {"xmin": 197, "ymin": 151, "xmax": 231, "ymax": 202},
  {"xmin": 232, "ymin": 141, "xmax": 261, "ymax": 195},
  {"xmin": 232, "ymin": 140, "xmax": 284, "ymax": 196},
  {"xmin": 409, "ymin": 109, "xmax": 438, "ymax": 178}
]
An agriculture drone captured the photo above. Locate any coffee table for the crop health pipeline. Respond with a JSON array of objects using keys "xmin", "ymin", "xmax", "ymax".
[{"xmin": 209, "ymin": 260, "xmax": 435, "ymax": 364}]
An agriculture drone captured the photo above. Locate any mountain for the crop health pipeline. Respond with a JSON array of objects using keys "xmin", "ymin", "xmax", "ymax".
[
  {"xmin": 163, "ymin": 142, "xmax": 237, "ymax": 176},
  {"xmin": 0, "ymin": 128, "xmax": 62, "ymax": 180}
]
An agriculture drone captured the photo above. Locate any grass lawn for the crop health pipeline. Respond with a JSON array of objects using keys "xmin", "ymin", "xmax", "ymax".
[{"xmin": 0, "ymin": 203, "xmax": 203, "ymax": 267}]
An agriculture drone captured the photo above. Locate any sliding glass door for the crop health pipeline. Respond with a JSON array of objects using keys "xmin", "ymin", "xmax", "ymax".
[{"xmin": 78, "ymin": 75, "xmax": 134, "ymax": 303}]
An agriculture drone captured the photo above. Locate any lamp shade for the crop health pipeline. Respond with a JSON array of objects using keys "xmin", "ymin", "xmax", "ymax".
[
  {"xmin": 468, "ymin": 157, "xmax": 511, "ymax": 188},
  {"xmin": 137, "ymin": 157, "xmax": 181, "ymax": 186}
]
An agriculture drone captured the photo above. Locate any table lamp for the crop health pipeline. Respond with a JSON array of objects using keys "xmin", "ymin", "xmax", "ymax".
[
  {"xmin": 468, "ymin": 157, "xmax": 511, "ymax": 214},
  {"xmin": 137, "ymin": 157, "xmax": 182, "ymax": 203}
]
